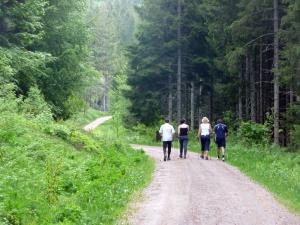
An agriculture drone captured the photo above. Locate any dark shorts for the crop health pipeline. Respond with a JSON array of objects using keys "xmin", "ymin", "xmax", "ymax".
[
  {"xmin": 200, "ymin": 135, "xmax": 210, "ymax": 151},
  {"xmin": 216, "ymin": 137, "xmax": 226, "ymax": 148}
]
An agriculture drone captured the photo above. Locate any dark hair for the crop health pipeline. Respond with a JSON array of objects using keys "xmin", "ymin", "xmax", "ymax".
[
  {"xmin": 217, "ymin": 119, "xmax": 223, "ymax": 124},
  {"xmin": 180, "ymin": 119, "xmax": 186, "ymax": 124},
  {"xmin": 165, "ymin": 119, "xmax": 170, "ymax": 123}
]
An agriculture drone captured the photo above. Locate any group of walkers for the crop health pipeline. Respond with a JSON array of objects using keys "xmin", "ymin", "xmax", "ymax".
[{"xmin": 158, "ymin": 117, "xmax": 228, "ymax": 162}]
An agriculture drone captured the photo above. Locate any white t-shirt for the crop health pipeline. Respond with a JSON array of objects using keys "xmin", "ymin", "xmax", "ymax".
[
  {"xmin": 200, "ymin": 123, "xmax": 210, "ymax": 136},
  {"xmin": 159, "ymin": 123, "xmax": 175, "ymax": 141}
]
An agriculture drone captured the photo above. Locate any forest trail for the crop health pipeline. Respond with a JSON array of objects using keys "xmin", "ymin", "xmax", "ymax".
[
  {"xmin": 83, "ymin": 115, "xmax": 112, "ymax": 131},
  {"xmin": 125, "ymin": 145, "xmax": 300, "ymax": 225}
]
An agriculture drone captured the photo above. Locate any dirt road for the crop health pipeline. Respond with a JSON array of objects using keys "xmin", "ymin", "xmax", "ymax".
[
  {"xmin": 83, "ymin": 116, "xmax": 112, "ymax": 131},
  {"xmin": 127, "ymin": 145, "xmax": 300, "ymax": 225}
]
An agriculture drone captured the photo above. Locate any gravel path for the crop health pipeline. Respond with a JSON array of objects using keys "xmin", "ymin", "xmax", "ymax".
[
  {"xmin": 126, "ymin": 145, "xmax": 300, "ymax": 225},
  {"xmin": 83, "ymin": 116, "xmax": 112, "ymax": 131}
]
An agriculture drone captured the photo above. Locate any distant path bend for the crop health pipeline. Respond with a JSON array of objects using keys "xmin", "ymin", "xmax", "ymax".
[
  {"xmin": 83, "ymin": 115, "xmax": 112, "ymax": 131},
  {"xmin": 126, "ymin": 144, "xmax": 300, "ymax": 225}
]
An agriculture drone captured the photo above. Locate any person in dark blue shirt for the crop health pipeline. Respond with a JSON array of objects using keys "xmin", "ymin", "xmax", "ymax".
[{"xmin": 214, "ymin": 119, "xmax": 228, "ymax": 161}]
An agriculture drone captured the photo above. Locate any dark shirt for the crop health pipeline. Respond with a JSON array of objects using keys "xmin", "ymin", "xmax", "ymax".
[
  {"xmin": 214, "ymin": 123, "xmax": 228, "ymax": 139},
  {"xmin": 179, "ymin": 127, "xmax": 188, "ymax": 136}
]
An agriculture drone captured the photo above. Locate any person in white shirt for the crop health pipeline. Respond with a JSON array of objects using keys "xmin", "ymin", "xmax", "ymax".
[
  {"xmin": 197, "ymin": 117, "xmax": 212, "ymax": 160},
  {"xmin": 159, "ymin": 119, "xmax": 175, "ymax": 161}
]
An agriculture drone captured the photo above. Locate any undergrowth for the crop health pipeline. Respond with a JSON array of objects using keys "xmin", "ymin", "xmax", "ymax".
[{"xmin": 0, "ymin": 84, "xmax": 154, "ymax": 225}]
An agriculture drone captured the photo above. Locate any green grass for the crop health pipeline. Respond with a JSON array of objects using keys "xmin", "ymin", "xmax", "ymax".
[
  {"xmin": 227, "ymin": 142, "xmax": 300, "ymax": 214},
  {"xmin": 0, "ymin": 111, "xmax": 154, "ymax": 225},
  {"xmin": 126, "ymin": 124, "xmax": 300, "ymax": 215}
]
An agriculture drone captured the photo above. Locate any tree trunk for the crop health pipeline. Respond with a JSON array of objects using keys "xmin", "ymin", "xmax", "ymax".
[
  {"xmin": 176, "ymin": 0, "xmax": 182, "ymax": 123},
  {"xmin": 250, "ymin": 54, "xmax": 256, "ymax": 122},
  {"xmin": 102, "ymin": 74, "xmax": 109, "ymax": 112},
  {"xmin": 245, "ymin": 55, "xmax": 250, "ymax": 120},
  {"xmin": 259, "ymin": 44, "xmax": 264, "ymax": 123},
  {"xmin": 168, "ymin": 73, "xmax": 173, "ymax": 122},
  {"xmin": 190, "ymin": 82, "xmax": 195, "ymax": 130},
  {"xmin": 273, "ymin": 0, "xmax": 280, "ymax": 144},
  {"xmin": 290, "ymin": 86, "xmax": 293, "ymax": 104},
  {"xmin": 198, "ymin": 82, "xmax": 203, "ymax": 124},
  {"xmin": 238, "ymin": 69, "xmax": 243, "ymax": 120},
  {"xmin": 209, "ymin": 74, "xmax": 214, "ymax": 122}
]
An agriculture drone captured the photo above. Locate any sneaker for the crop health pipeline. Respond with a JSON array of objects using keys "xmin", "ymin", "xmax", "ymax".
[
  {"xmin": 201, "ymin": 155, "xmax": 204, "ymax": 159},
  {"xmin": 217, "ymin": 155, "xmax": 220, "ymax": 160},
  {"xmin": 167, "ymin": 157, "xmax": 171, "ymax": 161},
  {"xmin": 164, "ymin": 156, "xmax": 167, "ymax": 161},
  {"xmin": 222, "ymin": 157, "xmax": 225, "ymax": 162},
  {"xmin": 205, "ymin": 157, "xmax": 209, "ymax": 160},
  {"xmin": 179, "ymin": 155, "xmax": 183, "ymax": 158}
]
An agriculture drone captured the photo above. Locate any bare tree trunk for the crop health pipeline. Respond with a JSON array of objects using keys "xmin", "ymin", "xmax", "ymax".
[
  {"xmin": 191, "ymin": 82, "xmax": 195, "ymax": 130},
  {"xmin": 168, "ymin": 74, "xmax": 173, "ymax": 122},
  {"xmin": 259, "ymin": 44, "xmax": 264, "ymax": 123},
  {"xmin": 198, "ymin": 83, "xmax": 203, "ymax": 124},
  {"xmin": 238, "ymin": 70, "xmax": 243, "ymax": 120},
  {"xmin": 245, "ymin": 55, "xmax": 250, "ymax": 120},
  {"xmin": 101, "ymin": 74, "xmax": 110, "ymax": 112},
  {"xmin": 290, "ymin": 86, "xmax": 293, "ymax": 104},
  {"xmin": 250, "ymin": 54, "xmax": 256, "ymax": 122},
  {"xmin": 176, "ymin": 0, "xmax": 182, "ymax": 123},
  {"xmin": 273, "ymin": 0, "xmax": 280, "ymax": 144}
]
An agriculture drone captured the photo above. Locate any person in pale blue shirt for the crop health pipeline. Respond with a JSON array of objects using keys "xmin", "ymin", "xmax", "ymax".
[{"xmin": 159, "ymin": 119, "xmax": 175, "ymax": 161}]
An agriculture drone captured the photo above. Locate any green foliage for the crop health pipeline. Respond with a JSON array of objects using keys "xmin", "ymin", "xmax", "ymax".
[
  {"xmin": 290, "ymin": 125, "xmax": 300, "ymax": 152},
  {"xmin": 0, "ymin": 0, "xmax": 47, "ymax": 47},
  {"xmin": 286, "ymin": 103, "xmax": 300, "ymax": 152},
  {"xmin": 0, "ymin": 108, "xmax": 153, "ymax": 224},
  {"xmin": 222, "ymin": 111, "xmax": 239, "ymax": 131},
  {"xmin": 0, "ymin": 48, "xmax": 15, "ymax": 83},
  {"xmin": 238, "ymin": 121, "xmax": 269, "ymax": 145},
  {"xmin": 21, "ymin": 86, "xmax": 52, "ymax": 122},
  {"xmin": 280, "ymin": 0, "xmax": 300, "ymax": 95},
  {"xmin": 228, "ymin": 143, "xmax": 300, "ymax": 213},
  {"xmin": 64, "ymin": 95, "xmax": 87, "ymax": 118},
  {"xmin": 0, "ymin": 0, "xmax": 96, "ymax": 119}
]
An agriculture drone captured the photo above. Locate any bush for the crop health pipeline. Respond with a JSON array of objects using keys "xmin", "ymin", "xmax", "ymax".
[
  {"xmin": 222, "ymin": 111, "xmax": 239, "ymax": 131},
  {"xmin": 289, "ymin": 124, "xmax": 300, "ymax": 152},
  {"xmin": 21, "ymin": 86, "xmax": 53, "ymax": 122},
  {"xmin": 237, "ymin": 121, "xmax": 269, "ymax": 145},
  {"xmin": 0, "ymin": 83, "xmax": 20, "ymax": 113},
  {"xmin": 64, "ymin": 95, "xmax": 87, "ymax": 119}
]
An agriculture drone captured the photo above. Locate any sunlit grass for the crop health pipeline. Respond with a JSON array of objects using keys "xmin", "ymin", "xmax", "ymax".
[{"xmin": 0, "ymin": 110, "xmax": 154, "ymax": 224}]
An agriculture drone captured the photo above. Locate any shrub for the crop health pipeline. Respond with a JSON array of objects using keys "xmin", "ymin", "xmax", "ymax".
[
  {"xmin": 0, "ymin": 83, "xmax": 20, "ymax": 113},
  {"xmin": 237, "ymin": 121, "xmax": 269, "ymax": 145},
  {"xmin": 222, "ymin": 110, "xmax": 239, "ymax": 131},
  {"xmin": 21, "ymin": 86, "xmax": 53, "ymax": 123},
  {"xmin": 289, "ymin": 124, "xmax": 300, "ymax": 152}
]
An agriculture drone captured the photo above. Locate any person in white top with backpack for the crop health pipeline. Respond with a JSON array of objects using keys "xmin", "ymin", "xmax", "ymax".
[
  {"xmin": 159, "ymin": 119, "xmax": 175, "ymax": 161},
  {"xmin": 197, "ymin": 117, "xmax": 212, "ymax": 160}
]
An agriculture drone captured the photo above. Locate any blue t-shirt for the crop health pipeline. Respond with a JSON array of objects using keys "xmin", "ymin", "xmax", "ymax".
[{"xmin": 214, "ymin": 123, "xmax": 228, "ymax": 139}]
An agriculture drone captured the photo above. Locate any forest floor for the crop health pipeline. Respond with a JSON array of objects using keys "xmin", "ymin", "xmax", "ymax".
[{"xmin": 86, "ymin": 117, "xmax": 300, "ymax": 225}]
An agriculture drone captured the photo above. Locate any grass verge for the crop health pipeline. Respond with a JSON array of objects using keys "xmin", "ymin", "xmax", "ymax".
[
  {"xmin": 0, "ymin": 110, "xmax": 154, "ymax": 225},
  {"xmin": 227, "ymin": 142, "xmax": 300, "ymax": 214}
]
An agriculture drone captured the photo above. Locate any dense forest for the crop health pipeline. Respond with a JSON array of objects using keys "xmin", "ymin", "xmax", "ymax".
[
  {"xmin": 0, "ymin": 0, "xmax": 300, "ymax": 223},
  {"xmin": 1, "ymin": 0, "xmax": 299, "ymax": 146},
  {"xmin": 126, "ymin": 0, "xmax": 300, "ymax": 148}
]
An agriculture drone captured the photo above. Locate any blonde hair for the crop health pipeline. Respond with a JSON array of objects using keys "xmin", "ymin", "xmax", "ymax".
[{"xmin": 201, "ymin": 117, "xmax": 209, "ymax": 123}]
